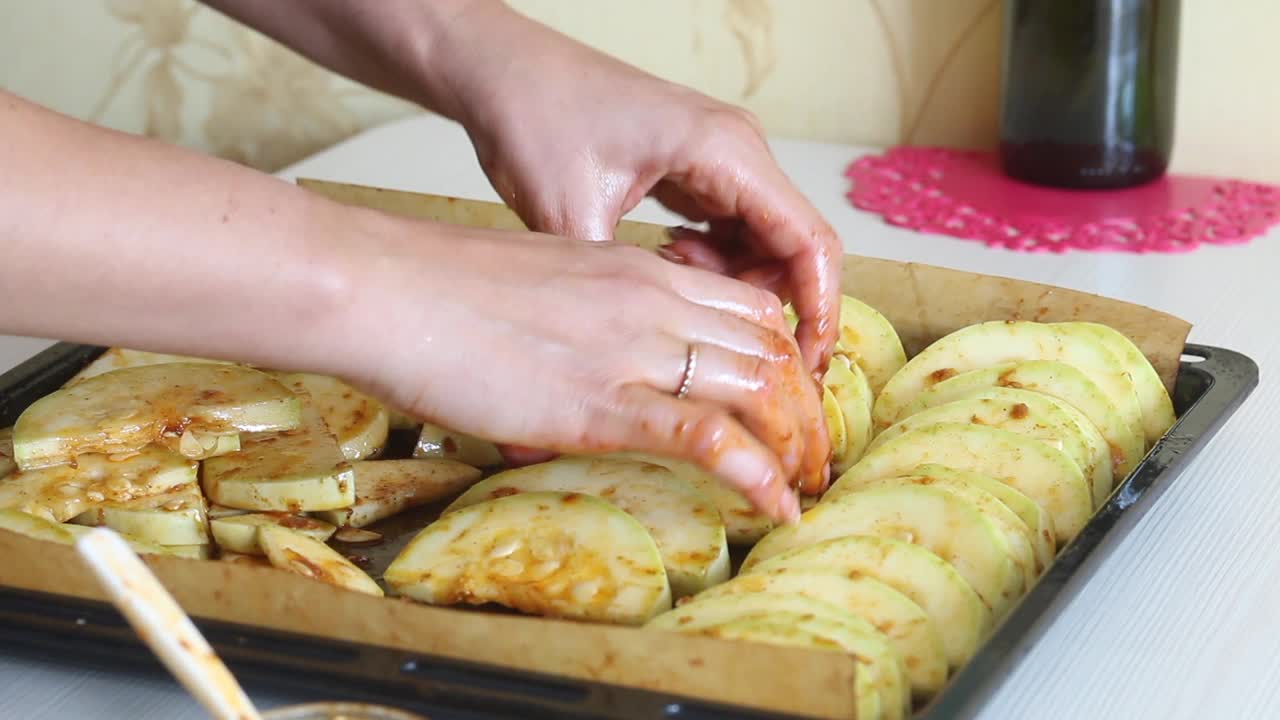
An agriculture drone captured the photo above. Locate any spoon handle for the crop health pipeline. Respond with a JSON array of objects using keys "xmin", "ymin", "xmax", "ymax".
[{"xmin": 76, "ymin": 527, "xmax": 263, "ymax": 720}]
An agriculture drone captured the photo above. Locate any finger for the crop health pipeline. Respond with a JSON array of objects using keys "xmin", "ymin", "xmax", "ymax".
[
  {"xmin": 660, "ymin": 255, "xmax": 791, "ymax": 336},
  {"xmin": 601, "ymin": 384, "xmax": 800, "ymax": 523}
]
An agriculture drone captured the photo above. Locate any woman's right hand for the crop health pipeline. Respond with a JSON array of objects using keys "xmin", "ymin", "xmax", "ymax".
[{"xmin": 337, "ymin": 211, "xmax": 831, "ymax": 522}]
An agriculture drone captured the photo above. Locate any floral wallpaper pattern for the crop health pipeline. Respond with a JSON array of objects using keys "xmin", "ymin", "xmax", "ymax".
[{"xmin": 0, "ymin": 0, "xmax": 1276, "ymax": 182}]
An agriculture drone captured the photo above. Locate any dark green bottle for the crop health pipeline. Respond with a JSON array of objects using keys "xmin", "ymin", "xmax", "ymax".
[{"xmin": 998, "ymin": 0, "xmax": 1181, "ymax": 189}]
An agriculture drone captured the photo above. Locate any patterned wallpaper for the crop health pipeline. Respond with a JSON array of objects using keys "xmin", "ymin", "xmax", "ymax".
[{"xmin": 1, "ymin": 1, "xmax": 1276, "ymax": 183}]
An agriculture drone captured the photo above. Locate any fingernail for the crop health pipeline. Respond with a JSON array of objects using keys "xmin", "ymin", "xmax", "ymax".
[{"xmin": 656, "ymin": 244, "xmax": 688, "ymax": 264}]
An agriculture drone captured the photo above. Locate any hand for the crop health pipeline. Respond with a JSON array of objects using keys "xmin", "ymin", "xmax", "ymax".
[
  {"xmin": 430, "ymin": 2, "xmax": 842, "ymax": 378},
  {"xmin": 341, "ymin": 212, "xmax": 833, "ymax": 519}
]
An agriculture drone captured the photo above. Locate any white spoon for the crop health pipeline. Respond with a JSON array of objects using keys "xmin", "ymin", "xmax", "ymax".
[{"xmin": 75, "ymin": 527, "xmax": 263, "ymax": 720}]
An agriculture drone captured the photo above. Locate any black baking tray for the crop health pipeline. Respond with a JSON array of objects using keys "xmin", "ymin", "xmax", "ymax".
[{"xmin": 0, "ymin": 340, "xmax": 1259, "ymax": 719}]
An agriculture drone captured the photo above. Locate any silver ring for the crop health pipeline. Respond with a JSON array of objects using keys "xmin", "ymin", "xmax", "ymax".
[{"xmin": 676, "ymin": 345, "xmax": 698, "ymax": 400}]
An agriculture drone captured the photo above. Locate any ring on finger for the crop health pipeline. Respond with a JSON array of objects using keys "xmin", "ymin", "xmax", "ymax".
[{"xmin": 675, "ymin": 344, "xmax": 699, "ymax": 400}]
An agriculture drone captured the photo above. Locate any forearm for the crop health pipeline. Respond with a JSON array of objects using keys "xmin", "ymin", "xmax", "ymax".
[
  {"xmin": 196, "ymin": 0, "xmax": 506, "ymax": 121},
  {"xmin": 0, "ymin": 90, "xmax": 376, "ymax": 378}
]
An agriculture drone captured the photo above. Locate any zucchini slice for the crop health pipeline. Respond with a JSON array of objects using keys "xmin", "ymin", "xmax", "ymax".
[
  {"xmin": 789, "ymin": 295, "xmax": 907, "ymax": 395},
  {"xmin": 313, "ymin": 458, "xmax": 482, "ymax": 529},
  {"xmin": 60, "ymin": 522, "xmax": 177, "ymax": 557},
  {"xmin": 0, "ymin": 446, "xmax": 196, "ymax": 523},
  {"xmin": 1054, "ymin": 321, "xmax": 1176, "ymax": 446},
  {"xmin": 744, "ymin": 535, "xmax": 989, "ymax": 670},
  {"xmin": 898, "ymin": 360, "xmax": 1143, "ymax": 479},
  {"xmin": 259, "ymin": 524, "xmax": 382, "ymax": 596},
  {"xmin": 827, "ymin": 423, "xmax": 1091, "ymax": 544},
  {"xmin": 211, "ymin": 513, "xmax": 336, "ymax": 555},
  {"xmin": 0, "ymin": 427, "xmax": 13, "ymax": 479},
  {"xmin": 413, "ymin": 422, "xmax": 504, "ymax": 468},
  {"xmin": 386, "ymin": 491, "xmax": 671, "ymax": 625},
  {"xmin": 648, "ymin": 591, "xmax": 908, "ymax": 720},
  {"xmin": 605, "ymin": 452, "xmax": 775, "ymax": 545},
  {"xmin": 688, "ymin": 616, "xmax": 883, "ymax": 720},
  {"xmin": 696, "ymin": 568, "xmax": 948, "ymax": 698},
  {"xmin": 274, "ymin": 373, "xmax": 389, "ymax": 461},
  {"xmin": 743, "ymin": 483, "xmax": 1024, "ymax": 619},
  {"xmin": 0, "ymin": 508, "xmax": 74, "ymax": 544},
  {"xmin": 12, "ymin": 363, "xmax": 301, "ymax": 470},
  {"xmin": 871, "ymin": 321, "xmax": 1143, "ymax": 445},
  {"xmin": 444, "ymin": 457, "xmax": 728, "ymax": 598},
  {"xmin": 65, "ymin": 348, "xmax": 232, "ymax": 385},
  {"xmin": 202, "ymin": 392, "xmax": 355, "ymax": 512},
  {"xmin": 69, "ymin": 481, "xmax": 209, "ymax": 545},
  {"xmin": 871, "ymin": 387, "xmax": 1113, "ymax": 508},
  {"xmin": 824, "ymin": 355, "xmax": 876, "ymax": 475}
]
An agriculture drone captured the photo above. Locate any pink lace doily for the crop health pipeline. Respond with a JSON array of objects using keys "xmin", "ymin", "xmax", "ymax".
[{"xmin": 845, "ymin": 146, "xmax": 1280, "ymax": 253}]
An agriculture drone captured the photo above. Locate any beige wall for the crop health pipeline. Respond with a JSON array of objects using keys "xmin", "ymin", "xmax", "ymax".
[{"xmin": 1, "ymin": 1, "xmax": 1275, "ymax": 183}]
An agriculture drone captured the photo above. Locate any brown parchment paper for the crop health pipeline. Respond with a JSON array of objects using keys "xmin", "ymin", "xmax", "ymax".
[{"xmin": 297, "ymin": 179, "xmax": 1192, "ymax": 392}]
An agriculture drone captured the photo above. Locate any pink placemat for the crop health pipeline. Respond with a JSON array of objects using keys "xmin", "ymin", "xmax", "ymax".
[{"xmin": 846, "ymin": 146, "xmax": 1280, "ymax": 253}]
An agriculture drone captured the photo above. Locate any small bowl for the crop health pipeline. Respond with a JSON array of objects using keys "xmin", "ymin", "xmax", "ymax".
[{"xmin": 260, "ymin": 701, "xmax": 427, "ymax": 720}]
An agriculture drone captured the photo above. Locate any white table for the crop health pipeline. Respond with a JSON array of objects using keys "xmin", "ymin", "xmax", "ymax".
[{"xmin": 2, "ymin": 113, "xmax": 1276, "ymax": 719}]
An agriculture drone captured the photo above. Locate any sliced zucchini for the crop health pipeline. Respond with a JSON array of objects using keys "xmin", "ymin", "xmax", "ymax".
[
  {"xmin": 899, "ymin": 360, "xmax": 1143, "ymax": 479},
  {"xmin": 69, "ymin": 481, "xmax": 209, "ymax": 545},
  {"xmin": 871, "ymin": 321, "xmax": 1143, "ymax": 446},
  {"xmin": 207, "ymin": 504, "xmax": 250, "ymax": 520},
  {"xmin": 12, "ymin": 363, "xmax": 302, "ymax": 471},
  {"xmin": 789, "ymin": 295, "xmax": 907, "ymax": 395},
  {"xmin": 871, "ymin": 387, "xmax": 1113, "ymax": 508},
  {"xmin": 821, "ymin": 384, "xmax": 849, "ymax": 463},
  {"xmin": 909, "ymin": 463, "xmax": 1055, "ymax": 572},
  {"xmin": 202, "ymin": 393, "xmax": 355, "ymax": 512},
  {"xmin": 158, "ymin": 430, "xmax": 241, "ymax": 461},
  {"xmin": 273, "ymin": 373, "xmax": 390, "ymax": 461},
  {"xmin": 66, "ymin": 348, "xmax": 232, "ymax": 385},
  {"xmin": 824, "ymin": 355, "xmax": 875, "ymax": 475},
  {"xmin": 745, "ymin": 535, "xmax": 989, "ymax": 670},
  {"xmin": 743, "ymin": 483, "xmax": 1024, "ymax": 618},
  {"xmin": 0, "ymin": 427, "xmax": 14, "ymax": 479},
  {"xmin": 827, "ymin": 423, "xmax": 1091, "ymax": 544},
  {"xmin": 385, "ymin": 491, "xmax": 671, "ymax": 625},
  {"xmin": 605, "ymin": 452, "xmax": 774, "ymax": 545},
  {"xmin": 0, "ymin": 447, "xmax": 196, "ymax": 523},
  {"xmin": 648, "ymin": 592, "xmax": 908, "ymax": 720},
  {"xmin": 313, "ymin": 458, "xmax": 482, "ymax": 529},
  {"xmin": 863, "ymin": 474, "xmax": 1037, "ymax": 586},
  {"xmin": 697, "ymin": 568, "xmax": 947, "ymax": 698},
  {"xmin": 0, "ymin": 508, "xmax": 74, "ymax": 544},
  {"xmin": 690, "ymin": 616, "xmax": 882, "ymax": 720},
  {"xmin": 444, "ymin": 457, "xmax": 729, "ymax": 598},
  {"xmin": 211, "ymin": 512, "xmax": 336, "ymax": 555},
  {"xmin": 413, "ymin": 422, "xmax": 504, "ymax": 468},
  {"xmin": 259, "ymin": 524, "xmax": 382, "ymax": 596},
  {"xmin": 1055, "ymin": 321, "xmax": 1176, "ymax": 446},
  {"xmin": 60, "ymin": 522, "xmax": 176, "ymax": 556}
]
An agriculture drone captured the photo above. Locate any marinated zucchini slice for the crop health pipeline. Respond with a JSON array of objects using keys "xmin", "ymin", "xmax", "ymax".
[
  {"xmin": 444, "ymin": 457, "xmax": 728, "ymax": 598},
  {"xmin": 697, "ymin": 568, "xmax": 947, "ymax": 698},
  {"xmin": 313, "ymin": 458, "xmax": 482, "ymax": 529},
  {"xmin": 827, "ymin": 423, "xmax": 1091, "ymax": 544},
  {"xmin": 60, "ymin": 522, "xmax": 176, "ymax": 557},
  {"xmin": 743, "ymin": 483, "xmax": 1024, "ymax": 618},
  {"xmin": 606, "ymin": 452, "xmax": 775, "ymax": 545},
  {"xmin": 1054, "ymin": 321, "xmax": 1176, "ymax": 446},
  {"xmin": 259, "ymin": 524, "xmax": 382, "ymax": 596},
  {"xmin": 413, "ymin": 422, "xmax": 504, "ymax": 468},
  {"xmin": 898, "ymin": 360, "xmax": 1143, "ymax": 479},
  {"xmin": 745, "ymin": 535, "xmax": 989, "ymax": 669},
  {"xmin": 648, "ymin": 591, "xmax": 908, "ymax": 720},
  {"xmin": 211, "ymin": 513, "xmax": 336, "ymax": 555},
  {"xmin": 12, "ymin": 363, "xmax": 301, "ymax": 470},
  {"xmin": 871, "ymin": 321, "xmax": 1143, "ymax": 445},
  {"xmin": 202, "ymin": 393, "xmax": 354, "ymax": 512},
  {"xmin": 386, "ymin": 491, "xmax": 671, "ymax": 625},
  {"xmin": 871, "ymin": 387, "xmax": 1113, "ymax": 509},
  {"xmin": 0, "ymin": 508, "xmax": 75, "ymax": 544},
  {"xmin": 65, "ymin": 348, "xmax": 231, "ymax": 385},
  {"xmin": 69, "ymin": 481, "xmax": 209, "ymax": 545},
  {"xmin": 824, "ymin": 355, "xmax": 875, "ymax": 475},
  {"xmin": 0, "ymin": 447, "xmax": 196, "ymax": 523},
  {"xmin": 273, "ymin": 373, "xmax": 389, "ymax": 461},
  {"xmin": 788, "ymin": 295, "xmax": 907, "ymax": 395}
]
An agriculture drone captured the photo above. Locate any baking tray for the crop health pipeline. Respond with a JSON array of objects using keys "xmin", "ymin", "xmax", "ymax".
[{"xmin": 0, "ymin": 339, "xmax": 1257, "ymax": 719}]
